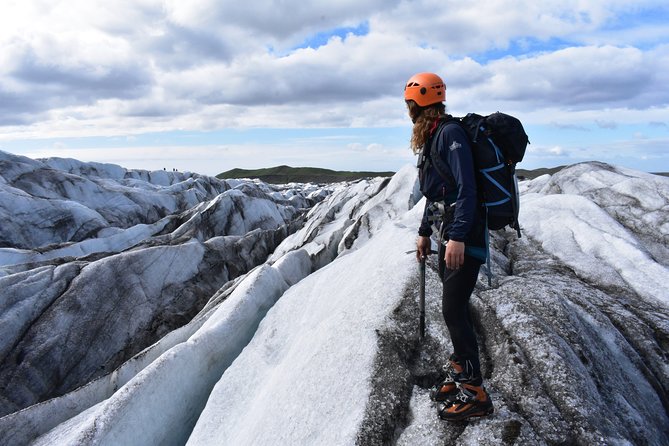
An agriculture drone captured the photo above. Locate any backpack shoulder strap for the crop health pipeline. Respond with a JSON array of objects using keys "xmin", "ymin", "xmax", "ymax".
[{"xmin": 428, "ymin": 117, "xmax": 457, "ymax": 182}]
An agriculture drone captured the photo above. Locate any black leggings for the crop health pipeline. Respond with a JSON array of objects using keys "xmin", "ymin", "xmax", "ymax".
[{"xmin": 439, "ymin": 249, "xmax": 482, "ymax": 378}]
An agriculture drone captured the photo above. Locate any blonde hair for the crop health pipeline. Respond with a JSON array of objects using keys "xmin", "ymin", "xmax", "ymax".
[{"xmin": 407, "ymin": 100, "xmax": 447, "ymax": 154}]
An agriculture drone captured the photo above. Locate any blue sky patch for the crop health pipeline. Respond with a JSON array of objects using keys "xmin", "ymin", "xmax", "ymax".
[
  {"xmin": 471, "ymin": 37, "xmax": 577, "ymax": 63},
  {"xmin": 603, "ymin": 6, "xmax": 669, "ymax": 30},
  {"xmin": 296, "ymin": 21, "xmax": 369, "ymax": 50}
]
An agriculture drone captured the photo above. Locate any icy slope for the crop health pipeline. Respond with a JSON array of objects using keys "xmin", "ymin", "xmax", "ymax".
[
  {"xmin": 186, "ymin": 185, "xmax": 422, "ymax": 445},
  {"xmin": 0, "ymin": 150, "xmax": 327, "ymax": 417},
  {"xmin": 0, "ymin": 156, "xmax": 668, "ymax": 445},
  {"xmin": 0, "ymin": 151, "xmax": 229, "ymax": 249},
  {"xmin": 1, "ymin": 160, "xmax": 415, "ymax": 446}
]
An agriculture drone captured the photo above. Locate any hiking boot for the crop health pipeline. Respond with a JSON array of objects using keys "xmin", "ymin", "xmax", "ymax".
[
  {"xmin": 437, "ymin": 383, "xmax": 494, "ymax": 421},
  {"xmin": 430, "ymin": 354, "xmax": 464, "ymax": 402}
]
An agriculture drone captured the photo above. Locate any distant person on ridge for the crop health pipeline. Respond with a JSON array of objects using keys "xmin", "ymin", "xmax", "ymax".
[{"xmin": 406, "ymin": 72, "xmax": 494, "ymax": 421}]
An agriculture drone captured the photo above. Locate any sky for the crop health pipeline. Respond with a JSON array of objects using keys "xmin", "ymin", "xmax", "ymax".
[{"xmin": 1, "ymin": 0, "xmax": 668, "ymax": 176}]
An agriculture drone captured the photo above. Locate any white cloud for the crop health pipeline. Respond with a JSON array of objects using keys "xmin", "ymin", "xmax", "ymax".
[
  {"xmin": 373, "ymin": 0, "xmax": 669, "ymax": 54},
  {"xmin": 1, "ymin": 0, "xmax": 669, "ymax": 172},
  {"xmin": 468, "ymin": 45, "xmax": 667, "ymax": 109},
  {"xmin": 528, "ymin": 144, "xmax": 568, "ymax": 157},
  {"xmin": 549, "ymin": 146, "xmax": 566, "ymax": 156}
]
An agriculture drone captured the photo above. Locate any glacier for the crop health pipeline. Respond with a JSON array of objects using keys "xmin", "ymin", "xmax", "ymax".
[{"xmin": 0, "ymin": 150, "xmax": 668, "ymax": 445}]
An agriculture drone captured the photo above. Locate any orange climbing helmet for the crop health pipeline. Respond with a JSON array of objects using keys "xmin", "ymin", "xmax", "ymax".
[{"xmin": 404, "ymin": 72, "xmax": 446, "ymax": 107}]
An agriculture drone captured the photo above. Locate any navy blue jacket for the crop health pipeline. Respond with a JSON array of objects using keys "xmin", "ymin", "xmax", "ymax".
[{"xmin": 418, "ymin": 118, "xmax": 487, "ymax": 262}]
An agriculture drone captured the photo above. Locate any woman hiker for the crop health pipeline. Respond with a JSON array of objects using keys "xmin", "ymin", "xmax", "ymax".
[{"xmin": 405, "ymin": 72, "xmax": 494, "ymax": 421}]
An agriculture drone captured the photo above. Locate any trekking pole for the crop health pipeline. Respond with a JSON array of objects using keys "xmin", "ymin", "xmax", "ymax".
[{"xmin": 419, "ymin": 255, "xmax": 426, "ymax": 340}]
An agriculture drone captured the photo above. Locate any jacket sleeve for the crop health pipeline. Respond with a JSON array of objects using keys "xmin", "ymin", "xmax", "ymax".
[
  {"xmin": 419, "ymin": 199, "xmax": 433, "ymax": 236},
  {"xmin": 436, "ymin": 124, "xmax": 477, "ymax": 242}
]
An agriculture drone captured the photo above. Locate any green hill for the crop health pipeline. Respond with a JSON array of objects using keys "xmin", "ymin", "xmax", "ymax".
[
  {"xmin": 515, "ymin": 166, "xmax": 567, "ymax": 180},
  {"xmin": 217, "ymin": 164, "xmax": 668, "ymax": 184},
  {"xmin": 216, "ymin": 165, "xmax": 395, "ymax": 184},
  {"xmin": 218, "ymin": 164, "xmax": 564, "ymax": 183}
]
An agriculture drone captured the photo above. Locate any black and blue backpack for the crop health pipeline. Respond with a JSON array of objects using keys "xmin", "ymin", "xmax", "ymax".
[
  {"xmin": 424, "ymin": 112, "xmax": 529, "ymax": 284},
  {"xmin": 429, "ymin": 112, "xmax": 529, "ymax": 238}
]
